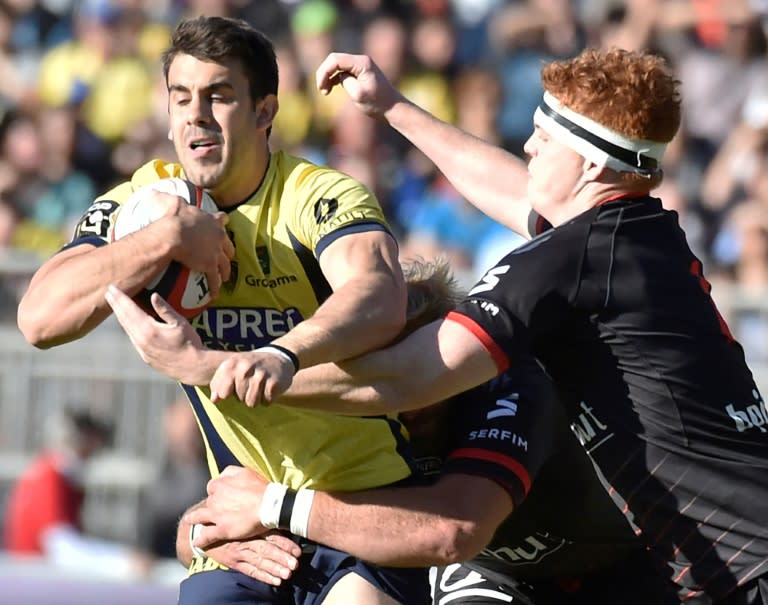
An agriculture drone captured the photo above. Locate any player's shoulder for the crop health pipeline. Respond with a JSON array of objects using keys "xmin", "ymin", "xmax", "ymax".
[
  {"xmin": 93, "ymin": 159, "xmax": 183, "ymax": 204},
  {"xmin": 275, "ymin": 150, "xmax": 372, "ymax": 196}
]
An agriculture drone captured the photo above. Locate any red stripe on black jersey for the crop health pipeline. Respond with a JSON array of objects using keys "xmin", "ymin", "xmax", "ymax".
[
  {"xmin": 447, "ymin": 447, "xmax": 532, "ymax": 494},
  {"xmin": 445, "ymin": 312, "xmax": 510, "ymax": 372}
]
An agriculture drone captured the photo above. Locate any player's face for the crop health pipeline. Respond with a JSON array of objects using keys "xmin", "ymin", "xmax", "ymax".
[
  {"xmin": 523, "ymin": 125, "xmax": 588, "ymax": 226},
  {"xmin": 167, "ymin": 54, "xmax": 272, "ymax": 205}
]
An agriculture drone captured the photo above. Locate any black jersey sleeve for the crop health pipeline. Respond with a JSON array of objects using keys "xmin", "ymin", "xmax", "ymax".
[
  {"xmin": 441, "ymin": 359, "xmax": 563, "ymax": 508},
  {"xmin": 448, "ymin": 215, "xmax": 593, "ymax": 368}
]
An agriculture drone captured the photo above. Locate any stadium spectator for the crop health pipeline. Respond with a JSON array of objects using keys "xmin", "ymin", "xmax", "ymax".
[
  {"xmin": 135, "ymin": 396, "xmax": 208, "ymax": 560},
  {"xmin": 3, "ymin": 405, "xmax": 147, "ymax": 577}
]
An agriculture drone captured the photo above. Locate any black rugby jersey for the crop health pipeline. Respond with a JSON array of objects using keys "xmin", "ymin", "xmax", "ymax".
[
  {"xmin": 448, "ymin": 195, "xmax": 768, "ymax": 602},
  {"xmin": 404, "ymin": 360, "xmax": 671, "ymax": 593}
]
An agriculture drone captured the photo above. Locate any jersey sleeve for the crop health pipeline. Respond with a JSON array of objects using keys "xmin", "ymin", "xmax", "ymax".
[
  {"xmin": 286, "ymin": 165, "xmax": 393, "ymax": 257},
  {"xmin": 65, "ymin": 159, "xmax": 183, "ymax": 250},
  {"xmin": 441, "ymin": 362, "xmax": 564, "ymax": 508},
  {"xmin": 447, "ymin": 219, "xmax": 590, "ymax": 369}
]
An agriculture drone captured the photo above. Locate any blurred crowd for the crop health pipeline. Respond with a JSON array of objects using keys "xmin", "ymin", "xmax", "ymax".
[
  {"xmin": 0, "ymin": 0, "xmax": 767, "ymax": 317},
  {"xmin": 2, "ymin": 0, "xmax": 768, "ymax": 579}
]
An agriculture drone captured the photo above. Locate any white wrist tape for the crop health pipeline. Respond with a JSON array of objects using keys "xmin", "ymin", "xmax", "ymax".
[
  {"xmin": 290, "ymin": 488, "xmax": 316, "ymax": 539},
  {"xmin": 255, "ymin": 345, "xmax": 300, "ymax": 374},
  {"xmin": 259, "ymin": 482, "xmax": 288, "ymax": 529},
  {"xmin": 189, "ymin": 523, "xmax": 207, "ymax": 559}
]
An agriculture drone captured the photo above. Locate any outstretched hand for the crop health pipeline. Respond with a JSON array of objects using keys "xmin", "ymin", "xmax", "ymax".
[
  {"xmin": 104, "ymin": 285, "xmax": 219, "ymax": 384},
  {"xmin": 315, "ymin": 52, "xmax": 404, "ymax": 118}
]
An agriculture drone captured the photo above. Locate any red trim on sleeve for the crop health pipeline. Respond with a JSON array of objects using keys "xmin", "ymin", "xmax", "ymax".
[
  {"xmin": 445, "ymin": 311, "xmax": 510, "ymax": 372},
  {"xmin": 535, "ymin": 214, "xmax": 548, "ymax": 235},
  {"xmin": 447, "ymin": 447, "xmax": 532, "ymax": 495}
]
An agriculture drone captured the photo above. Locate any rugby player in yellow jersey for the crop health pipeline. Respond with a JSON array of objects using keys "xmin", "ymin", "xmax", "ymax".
[{"xmin": 17, "ymin": 15, "xmax": 427, "ymax": 605}]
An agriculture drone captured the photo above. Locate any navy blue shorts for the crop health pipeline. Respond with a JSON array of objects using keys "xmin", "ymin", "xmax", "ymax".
[{"xmin": 178, "ymin": 538, "xmax": 430, "ymax": 605}]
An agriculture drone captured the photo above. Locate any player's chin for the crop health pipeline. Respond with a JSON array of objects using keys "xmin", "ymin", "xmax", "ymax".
[{"xmin": 181, "ymin": 163, "xmax": 224, "ymax": 190}]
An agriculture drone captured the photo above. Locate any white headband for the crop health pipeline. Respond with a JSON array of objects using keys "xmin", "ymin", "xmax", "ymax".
[{"xmin": 533, "ymin": 91, "xmax": 667, "ymax": 174}]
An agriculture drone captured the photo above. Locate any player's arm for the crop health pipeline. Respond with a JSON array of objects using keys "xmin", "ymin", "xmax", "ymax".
[
  {"xmin": 18, "ymin": 194, "xmax": 232, "ymax": 349},
  {"xmin": 315, "ymin": 52, "xmax": 532, "ymax": 236},
  {"xmin": 106, "ymin": 282, "xmax": 499, "ymax": 408},
  {"xmin": 214, "ymin": 316, "xmax": 501, "ymax": 413},
  {"xmin": 273, "ymin": 229, "xmax": 407, "ymax": 370},
  {"xmin": 188, "ymin": 466, "xmax": 512, "ymax": 567}
]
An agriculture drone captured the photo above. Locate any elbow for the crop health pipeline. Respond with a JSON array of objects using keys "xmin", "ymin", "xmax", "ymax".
[
  {"xmin": 427, "ymin": 518, "xmax": 492, "ymax": 565},
  {"xmin": 17, "ymin": 300, "xmax": 52, "ymax": 349},
  {"xmin": 17, "ymin": 297, "xmax": 77, "ymax": 349}
]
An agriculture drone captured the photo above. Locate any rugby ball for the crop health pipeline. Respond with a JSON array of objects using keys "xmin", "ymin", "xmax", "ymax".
[{"xmin": 111, "ymin": 178, "xmax": 218, "ymax": 319}]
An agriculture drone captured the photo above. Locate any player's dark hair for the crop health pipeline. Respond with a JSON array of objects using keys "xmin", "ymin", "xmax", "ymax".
[{"xmin": 162, "ymin": 16, "xmax": 279, "ymax": 104}]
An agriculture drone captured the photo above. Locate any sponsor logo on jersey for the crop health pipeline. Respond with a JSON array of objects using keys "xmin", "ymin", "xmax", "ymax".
[
  {"xmin": 468, "ymin": 265, "xmax": 510, "ymax": 296},
  {"xmin": 313, "ymin": 197, "xmax": 339, "ymax": 224},
  {"xmin": 223, "ymin": 260, "xmax": 239, "ymax": 295},
  {"xmin": 488, "ymin": 395, "xmax": 519, "ymax": 419},
  {"xmin": 74, "ymin": 200, "xmax": 120, "ymax": 240},
  {"xmin": 189, "ymin": 554, "xmax": 228, "ymax": 574},
  {"xmin": 255, "ymin": 245, "xmax": 271, "ymax": 275},
  {"xmin": 480, "ymin": 532, "xmax": 568, "ymax": 566},
  {"xmin": 243, "ymin": 273, "xmax": 298, "ymax": 288},
  {"xmin": 570, "ymin": 401, "xmax": 613, "ymax": 452},
  {"xmin": 468, "ymin": 428, "xmax": 528, "ymax": 451},
  {"xmin": 191, "ymin": 306, "xmax": 305, "ymax": 350},
  {"xmin": 725, "ymin": 389, "xmax": 768, "ymax": 433},
  {"xmin": 433, "ymin": 564, "xmax": 490, "ymax": 605},
  {"xmin": 222, "ymin": 231, "xmax": 238, "ymax": 294}
]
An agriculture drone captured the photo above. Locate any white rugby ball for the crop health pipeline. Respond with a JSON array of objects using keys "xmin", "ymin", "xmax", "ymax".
[{"xmin": 111, "ymin": 178, "xmax": 219, "ymax": 319}]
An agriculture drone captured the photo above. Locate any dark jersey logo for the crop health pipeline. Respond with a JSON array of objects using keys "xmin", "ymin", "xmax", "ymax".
[
  {"xmin": 255, "ymin": 245, "xmax": 271, "ymax": 275},
  {"xmin": 313, "ymin": 198, "xmax": 339, "ymax": 225},
  {"xmin": 222, "ymin": 260, "xmax": 238, "ymax": 295},
  {"xmin": 74, "ymin": 200, "xmax": 120, "ymax": 240}
]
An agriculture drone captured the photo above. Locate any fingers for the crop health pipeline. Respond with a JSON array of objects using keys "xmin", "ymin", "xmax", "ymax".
[
  {"xmin": 210, "ymin": 363, "xmax": 236, "ymax": 403},
  {"xmin": 219, "ymin": 465, "xmax": 243, "ymax": 479},
  {"xmin": 194, "ymin": 522, "xmax": 227, "ymax": 549},
  {"xmin": 205, "ymin": 270, "xmax": 222, "ymax": 301},
  {"xmin": 264, "ymin": 533, "xmax": 303, "ymax": 558},
  {"xmin": 315, "ymin": 52, "xmax": 361, "ymax": 94},
  {"xmin": 104, "ymin": 284, "xmax": 144, "ymax": 323},
  {"xmin": 224, "ymin": 535, "xmax": 301, "ymax": 585},
  {"xmin": 150, "ymin": 292, "xmax": 184, "ymax": 325},
  {"xmin": 184, "ymin": 506, "xmax": 210, "ymax": 528},
  {"xmin": 244, "ymin": 378, "xmax": 266, "ymax": 408}
]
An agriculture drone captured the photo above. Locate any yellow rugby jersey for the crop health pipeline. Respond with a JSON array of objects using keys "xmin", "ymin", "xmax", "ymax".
[{"xmin": 71, "ymin": 152, "xmax": 415, "ymax": 491}]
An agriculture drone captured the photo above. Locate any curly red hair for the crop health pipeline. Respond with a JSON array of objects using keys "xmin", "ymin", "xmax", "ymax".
[{"xmin": 541, "ymin": 48, "xmax": 681, "ymax": 144}]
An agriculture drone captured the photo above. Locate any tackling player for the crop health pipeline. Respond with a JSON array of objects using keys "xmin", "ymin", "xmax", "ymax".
[{"xmin": 202, "ymin": 50, "xmax": 768, "ymax": 603}]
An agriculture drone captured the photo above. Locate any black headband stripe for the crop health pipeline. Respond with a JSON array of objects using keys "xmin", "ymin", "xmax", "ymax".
[{"xmin": 538, "ymin": 102, "xmax": 659, "ymax": 172}]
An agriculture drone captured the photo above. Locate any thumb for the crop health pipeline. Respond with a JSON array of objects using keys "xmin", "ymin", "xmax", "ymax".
[{"xmin": 150, "ymin": 293, "xmax": 185, "ymax": 324}]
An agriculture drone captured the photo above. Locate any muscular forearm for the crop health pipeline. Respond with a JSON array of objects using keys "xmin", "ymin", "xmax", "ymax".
[
  {"xmin": 276, "ymin": 234, "xmax": 407, "ymax": 370},
  {"xmin": 275, "ymin": 277, "xmax": 405, "ymax": 370},
  {"xmin": 281, "ymin": 319, "xmax": 498, "ymax": 415},
  {"xmin": 382, "ymin": 99, "xmax": 531, "ymax": 235},
  {"xmin": 306, "ymin": 474, "xmax": 512, "ymax": 567},
  {"xmin": 18, "ymin": 226, "xmax": 176, "ymax": 348}
]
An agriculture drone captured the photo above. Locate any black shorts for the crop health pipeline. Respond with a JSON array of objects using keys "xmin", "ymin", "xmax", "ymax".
[
  {"xmin": 179, "ymin": 538, "xmax": 430, "ymax": 605},
  {"xmin": 433, "ymin": 549, "xmax": 680, "ymax": 605}
]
